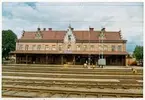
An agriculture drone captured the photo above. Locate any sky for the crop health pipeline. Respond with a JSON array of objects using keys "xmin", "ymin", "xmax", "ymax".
[{"xmin": 2, "ymin": 2, "xmax": 143, "ymax": 53}]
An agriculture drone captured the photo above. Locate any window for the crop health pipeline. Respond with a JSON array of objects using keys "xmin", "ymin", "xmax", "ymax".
[
  {"xmin": 90, "ymin": 45, "xmax": 94, "ymax": 51},
  {"xmin": 45, "ymin": 45, "xmax": 49, "ymax": 50},
  {"xmin": 67, "ymin": 45, "xmax": 71, "ymax": 50},
  {"xmin": 18, "ymin": 44, "xmax": 23, "ymax": 50},
  {"xmin": 118, "ymin": 45, "xmax": 122, "ymax": 51},
  {"xmin": 104, "ymin": 45, "xmax": 108, "ymax": 51},
  {"xmin": 25, "ymin": 45, "xmax": 29, "ymax": 50},
  {"xmin": 52, "ymin": 45, "xmax": 56, "ymax": 50},
  {"xmin": 35, "ymin": 32, "xmax": 42, "ymax": 39},
  {"xmin": 37, "ymin": 45, "xmax": 41, "ymax": 50},
  {"xmin": 17, "ymin": 44, "xmax": 19, "ymax": 50},
  {"xmin": 112, "ymin": 45, "xmax": 116, "ymax": 51},
  {"xmin": 99, "ymin": 45, "xmax": 103, "ymax": 51},
  {"xmin": 32, "ymin": 45, "xmax": 36, "ymax": 50},
  {"xmin": 59, "ymin": 45, "xmax": 62, "ymax": 51},
  {"xmin": 77, "ymin": 45, "xmax": 81, "ymax": 51},
  {"xmin": 68, "ymin": 35, "xmax": 71, "ymax": 41},
  {"xmin": 83, "ymin": 45, "xmax": 87, "ymax": 51},
  {"xmin": 99, "ymin": 32, "xmax": 105, "ymax": 39}
]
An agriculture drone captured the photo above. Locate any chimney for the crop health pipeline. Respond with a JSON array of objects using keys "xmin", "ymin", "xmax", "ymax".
[
  {"xmin": 119, "ymin": 29, "xmax": 122, "ymax": 39},
  {"xmin": 89, "ymin": 27, "xmax": 94, "ymax": 31},
  {"xmin": 37, "ymin": 27, "xmax": 41, "ymax": 31},
  {"xmin": 48, "ymin": 28, "xmax": 52, "ymax": 31},
  {"xmin": 22, "ymin": 30, "xmax": 25, "ymax": 36},
  {"xmin": 43, "ymin": 28, "xmax": 46, "ymax": 31},
  {"xmin": 101, "ymin": 28, "xmax": 105, "ymax": 32}
]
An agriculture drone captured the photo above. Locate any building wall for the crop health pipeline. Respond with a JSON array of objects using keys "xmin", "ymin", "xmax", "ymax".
[{"xmin": 16, "ymin": 42, "xmax": 126, "ymax": 52}]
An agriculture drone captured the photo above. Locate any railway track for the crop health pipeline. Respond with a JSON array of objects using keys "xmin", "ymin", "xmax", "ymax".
[
  {"xmin": 2, "ymin": 84, "xmax": 143, "ymax": 98},
  {"xmin": 2, "ymin": 79, "xmax": 143, "ymax": 89},
  {"xmin": 2, "ymin": 69, "xmax": 142, "ymax": 75},
  {"xmin": 2, "ymin": 66, "xmax": 143, "ymax": 72},
  {"xmin": 2, "ymin": 72, "xmax": 143, "ymax": 80},
  {"xmin": 2, "ymin": 65, "xmax": 143, "ymax": 98}
]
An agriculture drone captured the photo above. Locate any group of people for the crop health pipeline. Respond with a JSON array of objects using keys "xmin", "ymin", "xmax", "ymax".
[{"xmin": 83, "ymin": 60, "xmax": 104, "ymax": 69}]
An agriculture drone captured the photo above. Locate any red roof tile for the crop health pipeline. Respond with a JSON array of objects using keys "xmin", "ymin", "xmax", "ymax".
[{"xmin": 21, "ymin": 30, "xmax": 122, "ymax": 41}]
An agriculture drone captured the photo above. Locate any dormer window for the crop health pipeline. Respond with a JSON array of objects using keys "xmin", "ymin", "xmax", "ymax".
[
  {"xmin": 99, "ymin": 28, "xmax": 106, "ymax": 39},
  {"xmin": 68, "ymin": 35, "xmax": 71, "ymax": 41},
  {"xmin": 35, "ymin": 31, "xmax": 42, "ymax": 39},
  {"xmin": 99, "ymin": 33, "xmax": 105, "ymax": 39}
]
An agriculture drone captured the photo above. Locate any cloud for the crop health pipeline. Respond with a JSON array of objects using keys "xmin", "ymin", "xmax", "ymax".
[{"xmin": 2, "ymin": 2, "xmax": 143, "ymax": 52}]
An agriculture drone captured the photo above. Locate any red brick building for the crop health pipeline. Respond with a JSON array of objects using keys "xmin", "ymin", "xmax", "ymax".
[{"xmin": 11, "ymin": 25, "xmax": 128, "ymax": 66}]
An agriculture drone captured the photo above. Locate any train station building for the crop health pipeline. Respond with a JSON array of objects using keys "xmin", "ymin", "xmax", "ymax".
[{"xmin": 11, "ymin": 25, "xmax": 128, "ymax": 66}]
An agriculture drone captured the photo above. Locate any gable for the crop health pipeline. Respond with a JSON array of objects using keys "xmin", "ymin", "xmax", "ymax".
[{"xmin": 64, "ymin": 26, "xmax": 76, "ymax": 43}]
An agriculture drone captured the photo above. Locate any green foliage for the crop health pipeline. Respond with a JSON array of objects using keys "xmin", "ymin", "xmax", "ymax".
[
  {"xmin": 133, "ymin": 45, "xmax": 143, "ymax": 61},
  {"xmin": 2, "ymin": 30, "xmax": 17, "ymax": 59}
]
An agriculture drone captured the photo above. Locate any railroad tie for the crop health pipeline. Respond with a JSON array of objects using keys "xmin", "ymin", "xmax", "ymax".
[
  {"xmin": 98, "ymin": 94, "xmax": 102, "ymax": 98},
  {"xmin": 49, "ymin": 92, "xmax": 54, "ymax": 97},
  {"xmin": 81, "ymin": 93, "xmax": 86, "ymax": 98},
  {"xmin": 116, "ymin": 95, "xmax": 120, "ymax": 98},
  {"xmin": 64, "ymin": 93, "xmax": 70, "ymax": 98},
  {"xmin": 122, "ymin": 86, "xmax": 128, "ymax": 89},
  {"xmin": 87, "ymin": 86, "xmax": 91, "ymax": 89},
  {"xmin": 98, "ymin": 86, "xmax": 104, "ymax": 89}
]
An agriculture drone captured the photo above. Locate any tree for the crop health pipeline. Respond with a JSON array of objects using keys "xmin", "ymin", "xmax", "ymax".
[
  {"xmin": 133, "ymin": 45, "xmax": 143, "ymax": 61},
  {"xmin": 2, "ymin": 30, "xmax": 17, "ymax": 59}
]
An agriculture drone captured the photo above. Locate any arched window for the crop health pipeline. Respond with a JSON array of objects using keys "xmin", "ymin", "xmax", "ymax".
[
  {"xmin": 25, "ymin": 45, "xmax": 29, "ymax": 50},
  {"xmin": 32, "ymin": 45, "xmax": 36, "ymax": 50},
  {"xmin": 104, "ymin": 45, "xmax": 108, "ymax": 51},
  {"xmin": 90, "ymin": 45, "xmax": 94, "ymax": 51},
  {"xmin": 77, "ymin": 45, "xmax": 81, "ymax": 51},
  {"xmin": 112, "ymin": 45, "xmax": 116, "ymax": 51},
  {"xmin": 83, "ymin": 45, "xmax": 87, "ymax": 51},
  {"xmin": 59, "ymin": 45, "xmax": 62, "ymax": 51},
  {"xmin": 52, "ymin": 45, "xmax": 56, "ymax": 50},
  {"xmin": 19, "ymin": 44, "xmax": 23, "ymax": 50},
  {"xmin": 118, "ymin": 45, "xmax": 122, "ymax": 51},
  {"xmin": 99, "ymin": 45, "xmax": 103, "ymax": 51},
  {"xmin": 45, "ymin": 45, "xmax": 49, "ymax": 50},
  {"xmin": 37, "ymin": 45, "xmax": 41, "ymax": 50}
]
